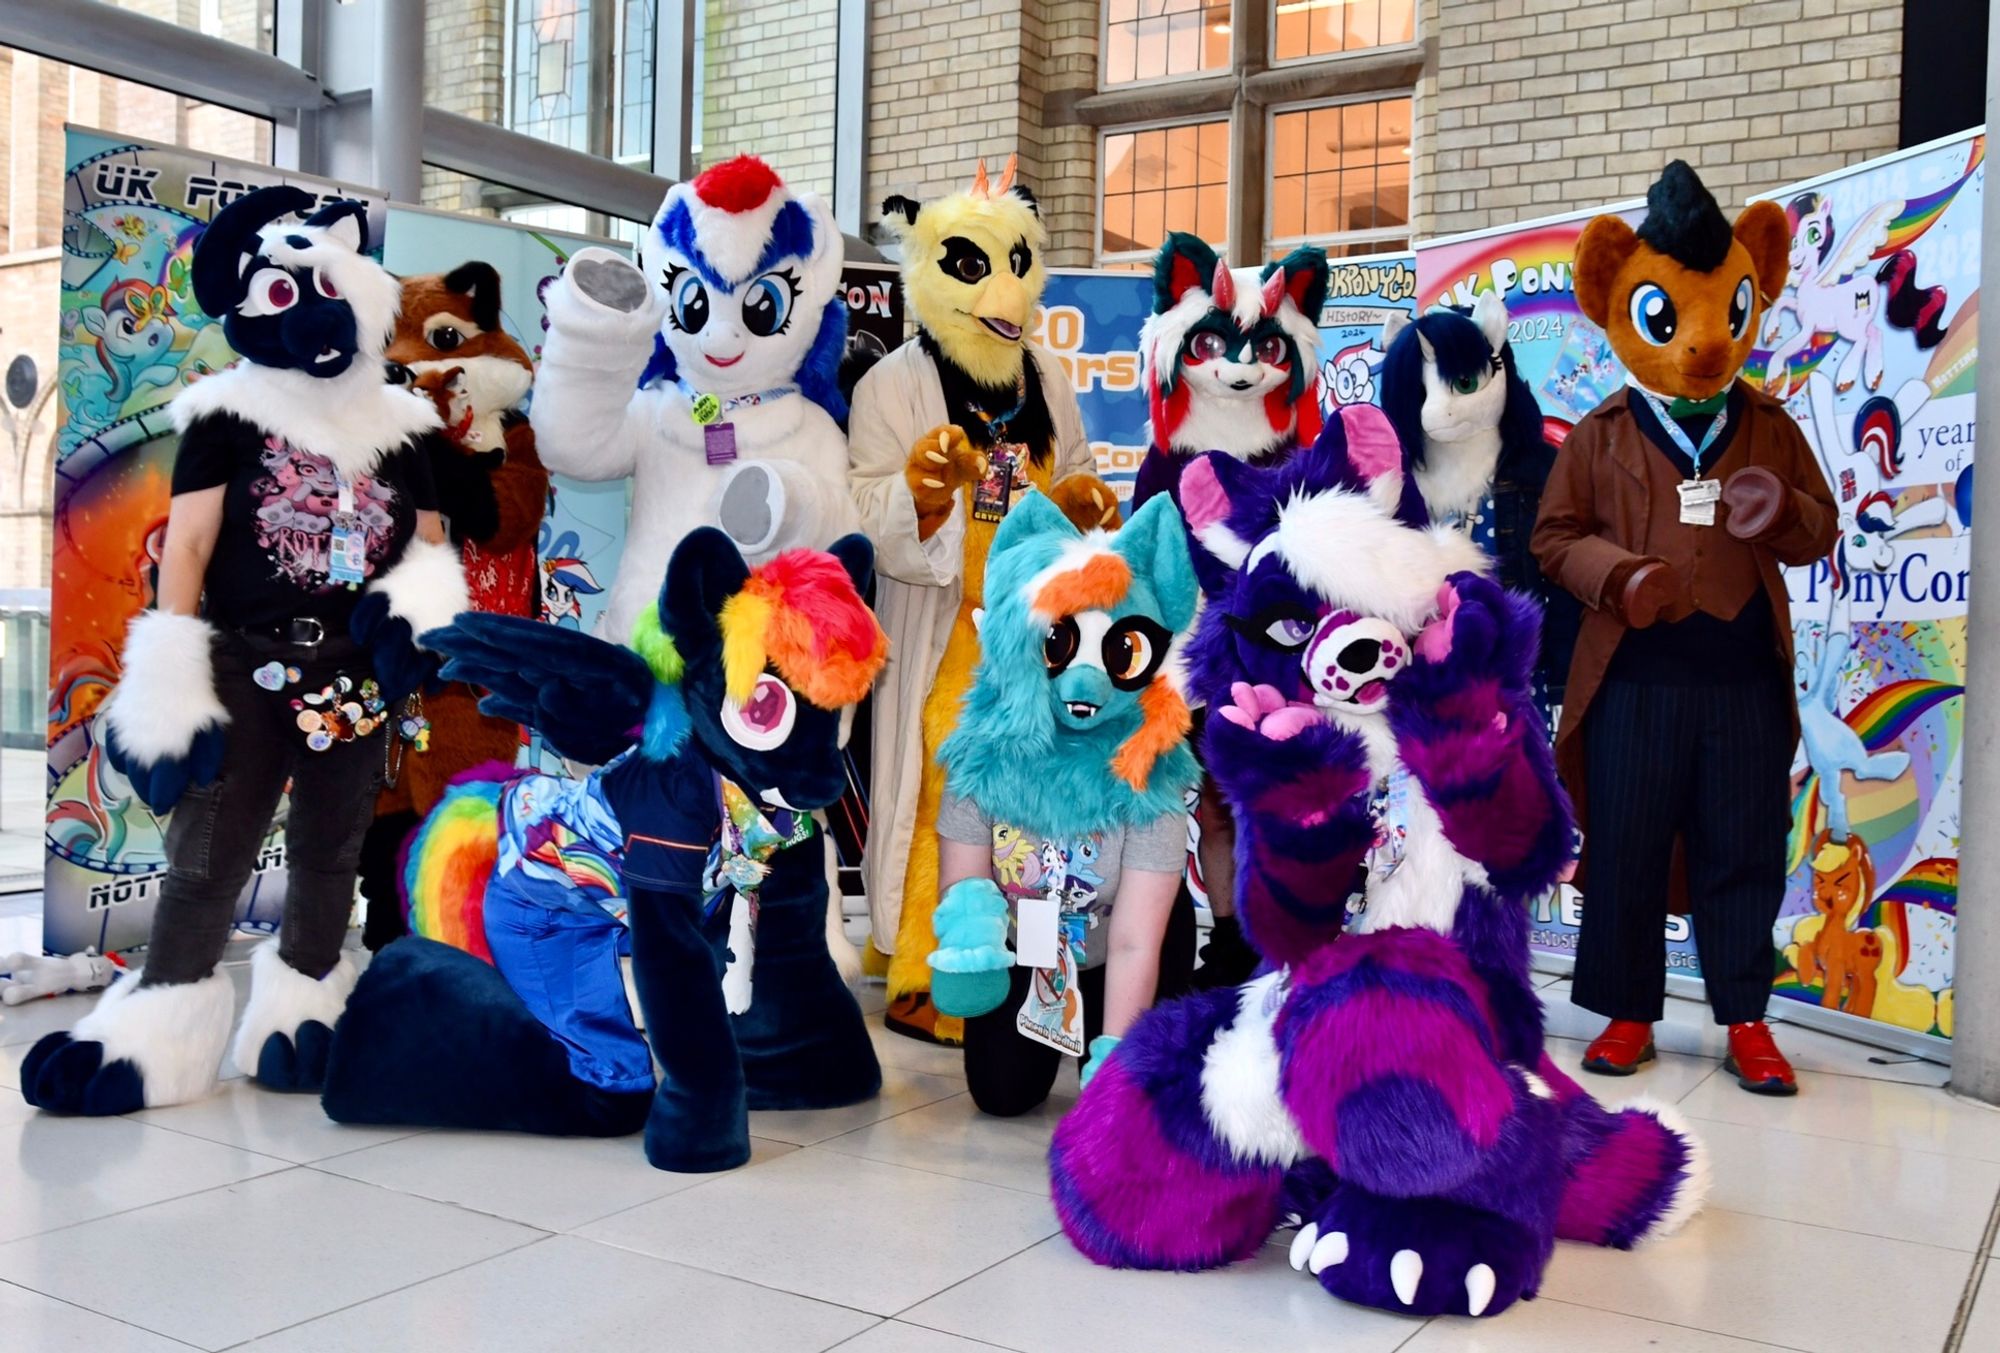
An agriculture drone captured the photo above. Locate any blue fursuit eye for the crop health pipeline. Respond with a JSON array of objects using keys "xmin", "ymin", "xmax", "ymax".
[
  {"xmin": 672, "ymin": 271, "xmax": 709, "ymax": 333},
  {"xmin": 1628, "ymin": 283, "xmax": 1676, "ymax": 346},
  {"xmin": 742, "ymin": 272, "xmax": 797, "ymax": 337}
]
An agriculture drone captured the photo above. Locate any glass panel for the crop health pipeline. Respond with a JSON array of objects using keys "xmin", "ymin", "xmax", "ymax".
[
  {"xmin": 1375, "ymin": 159, "xmax": 1410, "ymax": 229},
  {"xmin": 1273, "ymin": 7, "xmax": 1308, "ymax": 61},
  {"xmin": 1343, "ymin": 101, "xmax": 1377, "ymax": 162},
  {"xmin": 1272, "ymin": 1, "xmax": 1415, "ymax": 62},
  {"xmin": 1382, "ymin": 0, "xmax": 1416, "ymax": 44},
  {"xmin": 616, "ymin": 0, "xmax": 657, "ymax": 163},
  {"xmin": 1307, "ymin": 106, "xmax": 1340, "ymax": 172},
  {"xmin": 1105, "ymin": 0, "xmax": 1232, "ymax": 85},
  {"xmin": 1164, "ymin": 124, "xmax": 1198, "ymax": 188},
  {"xmin": 1267, "ymin": 97, "xmax": 1413, "ymax": 255},
  {"xmin": 1099, "ymin": 116, "xmax": 1230, "ymax": 261},
  {"xmin": 510, "ymin": 0, "xmax": 593, "ymax": 153},
  {"xmin": 103, "ymin": 0, "xmax": 274, "ymax": 52},
  {"xmin": 1271, "ymin": 174, "xmax": 1305, "ymax": 240}
]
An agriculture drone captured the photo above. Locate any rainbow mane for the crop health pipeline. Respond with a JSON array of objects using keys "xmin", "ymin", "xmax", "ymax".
[
  {"xmin": 717, "ymin": 548, "xmax": 889, "ymax": 710},
  {"xmin": 404, "ymin": 776, "xmax": 506, "ymax": 964}
]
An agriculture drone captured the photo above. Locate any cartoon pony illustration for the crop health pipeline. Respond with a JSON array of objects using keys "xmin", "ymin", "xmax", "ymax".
[
  {"xmin": 324, "ymin": 528, "xmax": 890, "ymax": 1173},
  {"xmin": 1760, "ymin": 190, "xmax": 1950, "ymax": 396},
  {"xmin": 540, "ymin": 556, "xmax": 603, "ymax": 628},
  {"xmin": 1794, "ymin": 832, "xmax": 1883, "ymax": 1015},
  {"xmin": 1049, "ymin": 408, "xmax": 1706, "ymax": 1319},
  {"xmin": 1793, "ymin": 623, "xmax": 1909, "ymax": 842}
]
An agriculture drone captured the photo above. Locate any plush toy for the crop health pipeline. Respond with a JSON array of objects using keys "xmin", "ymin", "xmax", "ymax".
[
  {"xmin": 358, "ymin": 262, "xmax": 550, "ymax": 951},
  {"xmin": 1049, "ymin": 409, "xmax": 1707, "ymax": 1318},
  {"xmin": 1378, "ymin": 294, "xmax": 1578, "ymax": 715},
  {"xmin": 0, "ymin": 951, "xmax": 122, "ymax": 1005},
  {"xmin": 322, "ymin": 528, "xmax": 888, "ymax": 1172},
  {"xmin": 530, "ymin": 155, "xmax": 858, "ymax": 646},
  {"xmin": 1132, "ymin": 232, "xmax": 1329, "ymax": 511},
  {"xmin": 1533, "ymin": 161, "xmax": 1838, "ymax": 1093},
  {"xmin": 22, "ymin": 186, "xmax": 466, "ymax": 1117},
  {"xmin": 924, "ymin": 490, "xmax": 1201, "ymax": 1113},
  {"xmin": 849, "ymin": 155, "xmax": 1121, "ymax": 1043}
]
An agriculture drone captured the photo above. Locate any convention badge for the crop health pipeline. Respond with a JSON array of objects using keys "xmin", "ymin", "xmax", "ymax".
[
  {"xmin": 1364, "ymin": 769, "xmax": 1412, "ymax": 882},
  {"xmin": 285, "ymin": 665, "xmax": 302, "ymax": 684},
  {"xmin": 972, "ymin": 442, "xmax": 1023, "ymax": 522},
  {"xmin": 296, "ymin": 709, "xmax": 323, "ymax": 734},
  {"xmin": 252, "ymin": 661, "xmax": 288, "ymax": 691},
  {"xmin": 326, "ymin": 473, "xmax": 368, "ymax": 586},
  {"xmin": 690, "ymin": 392, "xmax": 722, "ymax": 425},
  {"xmin": 1676, "ymin": 477, "xmax": 1720, "ymax": 527},
  {"xmin": 1014, "ymin": 893, "xmax": 1062, "ymax": 969},
  {"xmin": 1016, "ymin": 942, "xmax": 1086, "ymax": 1057},
  {"xmin": 704, "ymin": 421, "xmax": 738, "ymax": 466}
]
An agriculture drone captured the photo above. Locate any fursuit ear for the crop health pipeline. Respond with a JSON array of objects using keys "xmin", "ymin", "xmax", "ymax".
[
  {"xmin": 443, "ymin": 261, "xmax": 504, "ymax": 331},
  {"xmin": 1574, "ymin": 214, "xmax": 1640, "ymax": 328},
  {"xmin": 1330, "ymin": 402, "xmax": 1407, "ymax": 514},
  {"xmin": 1472, "ymin": 289, "xmax": 1510, "ymax": 352},
  {"xmin": 1268, "ymin": 246, "xmax": 1329, "ymax": 322},
  {"xmin": 1179, "ymin": 452, "xmax": 1256, "ymax": 573},
  {"xmin": 660, "ymin": 526, "xmax": 753, "ymax": 649},
  {"xmin": 1118, "ymin": 494, "xmax": 1199, "ymax": 634},
  {"xmin": 825, "ymin": 532, "xmax": 876, "ymax": 598},
  {"xmin": 1379, "ymin": 309, "xmax": 1412, "ymax": 349},
  {"xmin": 991, "ymin": 488, "xmax": 1079, "ymax": 563},
  {"xmin": 304, "ymin": 198, "xmax": 370, "ymax": 255},
  {"xmin": 191, "ymin": 184, "xmax": 315, "ymax": 317},
  {"xmin": 1733, "ymin": 199, "xmax": 1792, "ymax": 305},
  {"xmin": 1153, "ymin": 232, "xmax": 1220, "ymax": 314},
  {"xmin": 880, "ymin": 195, "xmax": 922, "ymax": 232}
]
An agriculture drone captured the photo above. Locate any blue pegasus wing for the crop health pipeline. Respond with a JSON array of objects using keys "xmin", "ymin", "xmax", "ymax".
[{"xmin": 424, "ymin": 614, "xmax": 652, "ymax": 765}]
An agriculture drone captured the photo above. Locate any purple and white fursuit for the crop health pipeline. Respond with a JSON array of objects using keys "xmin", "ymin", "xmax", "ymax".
[{"xmin": 1049, "ymin": 405, "xmax": 1707, "ymax": 1318}]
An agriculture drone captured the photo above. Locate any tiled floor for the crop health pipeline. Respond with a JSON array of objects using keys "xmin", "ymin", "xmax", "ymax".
[{"xmin": 0, "ymin": 931, "xmax": 1995, "ymax": 1353}]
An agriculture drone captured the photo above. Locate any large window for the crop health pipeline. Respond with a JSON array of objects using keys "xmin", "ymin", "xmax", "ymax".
[
  {"xmin": 1273, "ymin": 0, "xmax": 1415, "ymax": 63},
  {"xmin": 1099, "ymin": 119, "xmax": 1231, "ymax": 266},
  {"xmin": 1094, "ymin": 2, "xmax": 1417, "ymax": 265},
  {"xmin": 1102, "ymin": 0, "xmax": 1232, "ymax": 88},
  {"xmin": 1268, "ymin": 96, "xmax": 1411, "ymax": 257}
]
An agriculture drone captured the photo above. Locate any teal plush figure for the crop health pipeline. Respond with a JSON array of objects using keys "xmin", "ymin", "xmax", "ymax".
[{"xmin": 926, "ymin": 489, "xmax": 1202, "ymax": 1010}]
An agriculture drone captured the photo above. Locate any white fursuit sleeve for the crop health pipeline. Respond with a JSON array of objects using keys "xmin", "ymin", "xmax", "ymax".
[
  {"xmin": 101, "ymin": 611, "xmax": 228, "ymax": 764},
  {"xmin": 368, "ymin": 537, "xmax": 469, "ymax": 646}
]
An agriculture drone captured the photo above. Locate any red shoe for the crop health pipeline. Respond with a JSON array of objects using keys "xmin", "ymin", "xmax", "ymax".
[
  {"xmin": 1581, "ymin": 1019, "xmax": 1656, "ymax": 1076},
  {"xmin": 1725, "ymin": 1021, "xmax": 1798, "ymax": 1096}
]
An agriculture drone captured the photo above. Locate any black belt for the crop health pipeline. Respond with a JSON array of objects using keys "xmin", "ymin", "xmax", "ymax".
[{"xmin": 233, "ymin": 617, "xmax": 337, "ymax": 648}]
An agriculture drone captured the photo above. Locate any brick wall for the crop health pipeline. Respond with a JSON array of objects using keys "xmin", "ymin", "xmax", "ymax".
[
  {"xmin": 865, "ymin": 0, "xmax": 1097, "ymax": 266},
  {"xmin": 1419, "ymin": 0, "xmax": 1903, "ymax": 237},
  {"xmin": 701, "ymin": 0, "xmax": 840, "ymax": 195},
  {"xmin": 424, "ymin": 0, "xmax": 508, "ymax": 215}
]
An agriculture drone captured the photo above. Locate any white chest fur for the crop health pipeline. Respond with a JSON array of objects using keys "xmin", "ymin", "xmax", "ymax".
[
  {"xmin": 1414, "ymin": 428, "xmax": 1502, "ymax": 524},
  {"xmin": 1335, "ymin": 713, "xmax": 1486, "ymax": 936}
]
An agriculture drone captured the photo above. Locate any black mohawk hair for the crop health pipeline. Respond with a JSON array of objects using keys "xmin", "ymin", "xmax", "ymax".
[{"xmin": 1635, "ymin": 160, "xmax": 1735, "ymax": 273}]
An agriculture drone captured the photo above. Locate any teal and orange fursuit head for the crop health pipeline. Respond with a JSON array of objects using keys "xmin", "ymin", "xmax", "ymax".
[{"xmin": 322, "ymin": 527, "xmax": 888, "ymax": 1172}]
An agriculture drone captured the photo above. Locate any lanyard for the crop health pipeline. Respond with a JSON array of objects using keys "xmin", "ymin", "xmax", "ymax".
[
  {"xmin": 1636, "ymin": 388, "xmax": 1730, "ymax": 478},
  {"xmin": 680, "ymin": 383, "xmax": 798, "ymax": 425}
]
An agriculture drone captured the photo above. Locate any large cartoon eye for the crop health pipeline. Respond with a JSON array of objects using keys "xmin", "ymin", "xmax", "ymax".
[
  {"xmin": 1009, "ymin": 241, "xmax": 1032, "ymax": 278},
  {"xmin": 313, "ymin": 268, "xmax": 340, "ymax": 300},
  {"xmin": 1043, "ymin": 616, "xmax": 1080, "ymax": 675},
  {"xmin": 241, "ymin": 267, "xmax": 299, "ymax": 317},
  {"xmin": 939, "ymin": 236, "xmax": 991, "ymax": 285},
  {"xmin": 742, "ymin": 272, "xmax": 796, "ymax": 337},
  {"xmin": 1102, "ymin": 617, "xmax": 1173, "ymax": 691},
  {"xmin": 720, "ymin": 674, "xmax": 796, "ymax": 751},
  {"xmin": 671, "ymin": 271, "xmax": 709, "ymax": 333},
  {"xmin": 1188, "ymin": 331, "xmax": 1226, "ymax": 362},
  {"xmin": 430, "ymin": 325, "xmax": 464, "ymax": 352},
  {"xmin": 1805, "ymin": 223, "xmax": 1823, "ymax": 247},
  {"xmin": 1450, "ymin": 369, "xmax": 1487, "ymax": 395},
  {"xmin": 1227, "ymin": 605, "xmax": 1317, "ymax": 651},
  {"xmin": 1728, "ymin": 276, "xmax": 1754, "ymax": 339},
  {"xmin": 1628, "ymin": 283, "xmax": 1677, "ymax": 346},
  {"xmin": 1264, "ymin": 615, "xmax": 1315, "ymax": 648},
  {"xmin": 1255, "ymin": 336, "xmax": 1289, "ymax": 366}
]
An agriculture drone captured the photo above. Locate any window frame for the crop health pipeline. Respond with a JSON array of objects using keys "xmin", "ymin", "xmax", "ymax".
[
  {"xmin": 1094, "ymin": 111, "xmax": 1235, "ymax": 269},
  {"xmin": 1266, "ymin": 0, "xmax": 1422, "ymax": 72},
  {"xmin": 1096, "ymin": 0, "xmax": 1237, "ymax": 95},
  {"xmin": 1262, "ymin": 91, "xmax": 1415, "ymax": 259}
]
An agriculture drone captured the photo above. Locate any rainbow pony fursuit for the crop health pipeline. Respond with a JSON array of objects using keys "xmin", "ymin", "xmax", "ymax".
[{"xmin": 322, "ymin": 527, "xmax": 888, "ymax": 1173}]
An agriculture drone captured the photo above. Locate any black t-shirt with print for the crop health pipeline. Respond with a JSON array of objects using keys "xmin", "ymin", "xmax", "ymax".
[{"xmin": 171, "ymin": 410, "xmax": 439, "ymax": 632}]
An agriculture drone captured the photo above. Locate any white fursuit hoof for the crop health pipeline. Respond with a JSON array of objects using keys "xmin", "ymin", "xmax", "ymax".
[
  {"xmin": 19, "ymin": 968, "xmax": 233, "ymax": 1114},
  {"xmin": 231, "ymin": 940, "xmax": 357, "ymax": 1093}
]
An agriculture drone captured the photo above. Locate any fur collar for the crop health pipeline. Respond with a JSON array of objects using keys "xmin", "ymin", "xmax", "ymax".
[{"xmin": 174, "ymin": 361, "xmax": 441, "ymax": 480}]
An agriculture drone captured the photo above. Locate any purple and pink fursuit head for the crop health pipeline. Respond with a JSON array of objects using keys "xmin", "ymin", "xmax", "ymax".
[{"xmin": 1049, "ymin": 404, "xmax": 1708, "ymax": 1319}]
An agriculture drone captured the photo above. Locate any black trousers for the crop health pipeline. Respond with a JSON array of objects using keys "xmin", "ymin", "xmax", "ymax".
[
  {"xmin": 964, "ymin": 893, "xmax": 1195, "ymax": 1117},
  {"xmin": 142, "ymin": 635, "xmax": 384, "ymax": 987},
  {"xmin": 1573, "ymin": 677, "xmax": 1793, "ymax": 1026}
]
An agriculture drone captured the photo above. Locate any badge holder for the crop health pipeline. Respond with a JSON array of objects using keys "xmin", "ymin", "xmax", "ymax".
[{"xmin": 972, "ymin": 443, "xmax": 1025, "ymax": 522}]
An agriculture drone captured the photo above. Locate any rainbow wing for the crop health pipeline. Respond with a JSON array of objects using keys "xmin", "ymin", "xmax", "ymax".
[{"xmin": 1873, "ymin": 136, "xmax": 1984, "ymax": 260}]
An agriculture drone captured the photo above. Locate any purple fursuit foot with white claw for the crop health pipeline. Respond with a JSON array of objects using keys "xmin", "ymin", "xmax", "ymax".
[{"xmin": 1049, "ymin": 413, "xmax": 1708, "ymax": 1318}]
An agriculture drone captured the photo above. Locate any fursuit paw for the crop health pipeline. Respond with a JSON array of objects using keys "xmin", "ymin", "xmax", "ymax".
[
  {"xmin": 1290, "ymin": 1183, "xmax": 1544, "ymax": 1319},
  {"xmin": 21, "ymin": 969, "xmax": 233, "ymax": 1114},
  {"xmin": 928, "ymin": 878, "xmax": 1013, "ymax": 1018},
  {"xmin": 232, "ymin": 940, "xmax": 358, "ymax": 1094},
  {"xmin": 904, "ymin": 425, "xmax": 986, "ymax": 541},
  {"xmin": 1215, "ymin": 682, "xmax": 1322, "ymax": 742},
  {"xmin": 1046, "ymin": 472, "xmax": 1122, "ymax": 533},
  {"xmin": 550, "ymin": 247, "xmax": 666, "ymax": 338}
]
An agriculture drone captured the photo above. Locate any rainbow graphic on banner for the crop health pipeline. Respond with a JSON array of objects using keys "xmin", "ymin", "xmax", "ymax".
[
  {"xmin": 1873, "ymin": 856, "xmax": 1957, "ymax": 915},
  {"xmin": 1876, "ymin": 135, "xmax": 1984, "ymax": 257},
  {"xmin": 1786, "ymin": 678, "xmax": 1964, "ymax": 875}
]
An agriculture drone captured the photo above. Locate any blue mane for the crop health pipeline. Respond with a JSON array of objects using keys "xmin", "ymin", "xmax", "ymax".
[{"xmin": 1380, "ymin": 307, "xmax": 1544, "ymax": 471}]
